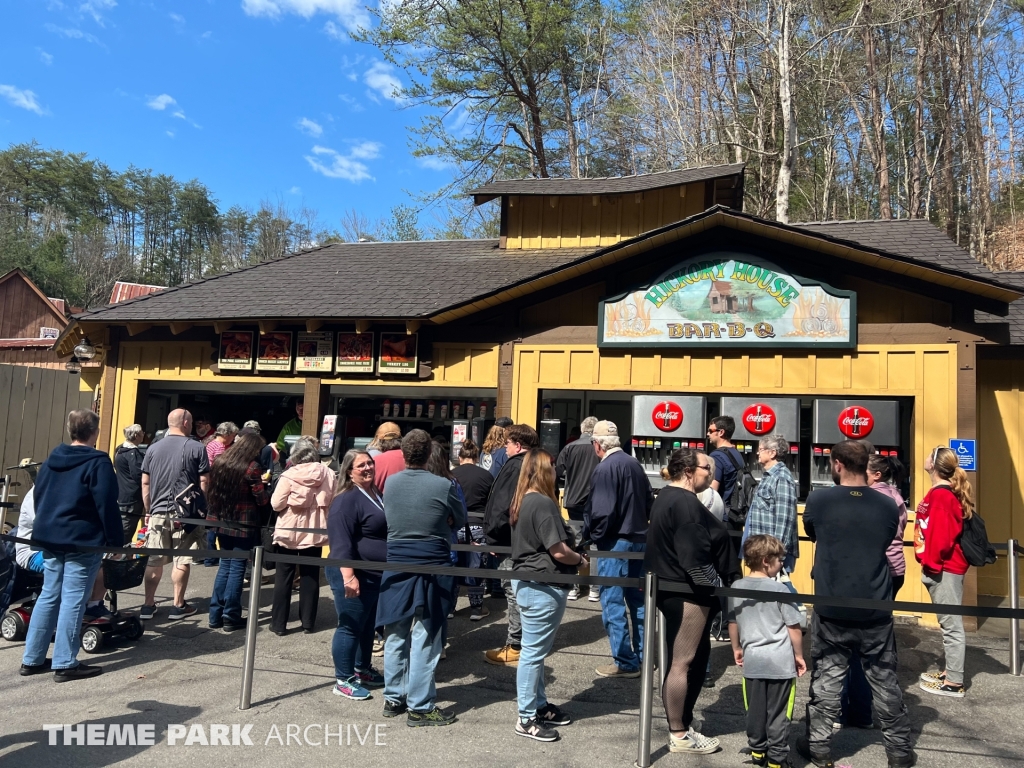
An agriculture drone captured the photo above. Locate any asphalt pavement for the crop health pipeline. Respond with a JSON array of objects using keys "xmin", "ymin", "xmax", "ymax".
[{"xmin": 1, "ymin": 564, "xmax": 1022, "ymax": 768}]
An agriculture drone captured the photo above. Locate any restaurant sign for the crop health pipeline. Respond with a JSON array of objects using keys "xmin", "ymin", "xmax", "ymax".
[{"xmin": 598, "ymin": 252, "xmax": 856, "ymax": 348}]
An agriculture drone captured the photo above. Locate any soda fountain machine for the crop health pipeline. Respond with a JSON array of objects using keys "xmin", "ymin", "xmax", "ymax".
[
  {"xmin": 811, "ymin": 399, "xmax": 901, "ymax": 489},
  {"xmin": 719, "ymin": 397, "xmax": 801, "ymax": 485},
  {"xmin": 630, "ymin": 395, "xmax": 708, "ymax": 489}
]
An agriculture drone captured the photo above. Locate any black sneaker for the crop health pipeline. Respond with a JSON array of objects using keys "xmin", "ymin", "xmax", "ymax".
[
  {"xmin": 536, "ymin": 703, "xmax": 571, "ymax": 726},
  {"xmin": 515, "ymin": 718, "xmax": 559, "ymax": 742},
  {"xmin": 20, "ymin": 659, "xmax": 53, "ymax": 676},
  {"xmin": 168, "ymin": 602, "xmax": 198, "ymax": 620},
  {"xmin": 750, "ymin": 751, "xmax": 768, "ymax": 767},
  {"xmin": 407, "ymin": 707, "xmax": 455, "ymax": 727},
  {"xmin": 54, "ymin": 664, "xmax": 103, "ymax": 682},
  {"xmin": 382, "ymin": 699, "xmax": 407, "ymax": 718},
  {"xmin": 768, "ymin": 762, "xmax": 794, "ymax": 768},
  {"xmin": 887, "ymin": 750, "xmax": 917, "ymax": 768},
  {"xmin": 795, "ymin": 736, "xmax": 834, "ymax": 768}
]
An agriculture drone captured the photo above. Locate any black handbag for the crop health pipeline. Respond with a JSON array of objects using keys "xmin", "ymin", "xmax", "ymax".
[{"xmin": 171, "ymin": 441, "xmax": 207, "ymax": 533}]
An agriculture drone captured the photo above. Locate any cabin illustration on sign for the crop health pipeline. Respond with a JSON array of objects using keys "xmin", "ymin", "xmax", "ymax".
[{"xmin": 707, "ymin": 280, "xmax": 755, "ymax": 313}]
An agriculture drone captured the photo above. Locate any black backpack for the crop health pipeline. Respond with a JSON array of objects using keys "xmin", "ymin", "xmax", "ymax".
[
  {"xmin": 960, "ymin": 509, "xmax": 997, "ymax": 568},
  {"xmin": 723, "ymin": 449, "xmax": 756, "ymax": 528}
]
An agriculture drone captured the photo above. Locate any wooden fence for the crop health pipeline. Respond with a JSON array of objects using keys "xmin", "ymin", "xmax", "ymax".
[{"xmin": 0, "ymin": 363, "xmax": 94, "ymax": 502}]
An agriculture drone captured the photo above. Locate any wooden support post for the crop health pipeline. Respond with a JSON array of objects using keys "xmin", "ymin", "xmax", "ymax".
[
  {"xmin": 302, "ymin": 377, "xmax": 330, "ymax": 439},
  {"xmin": 97, "ymin": 328, "xmax": 120, "ymax": 455},
  {"xmin": 958, "ymin": 339, "xmax": 979, "ymax": 632}
]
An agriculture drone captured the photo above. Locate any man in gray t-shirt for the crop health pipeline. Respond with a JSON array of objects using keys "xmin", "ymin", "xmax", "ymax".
[{"xmin": 140, "ymin": 409, "xmax": 210, "ymax": 621}]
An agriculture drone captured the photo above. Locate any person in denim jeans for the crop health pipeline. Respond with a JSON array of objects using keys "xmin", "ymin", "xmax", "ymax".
[
  {"xmin": 584, "ymin": 420, "xmax": 653, "ymax": 678},
  {"xmin": 510, "ymin": 450, "xmax": 588, "ymax": 742},
  {"xmin": 22, "ymin": 409, "xmax": 123, "ymax": 681},
  {"xmin": 326, "ymin": 450, "xmax": 388, "ymax": 700},
  {"xmin": 205, "ymin": 432, "xmax": 269, "ymax": 630}
]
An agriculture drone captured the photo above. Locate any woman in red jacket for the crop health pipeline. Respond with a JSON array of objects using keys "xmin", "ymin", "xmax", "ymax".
[{"xmin": 915, "ymin": 446, "xmax": 972, "ymax": 698}]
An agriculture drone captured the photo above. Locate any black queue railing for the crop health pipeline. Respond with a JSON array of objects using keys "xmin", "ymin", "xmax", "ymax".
[{"xmin": 1, "ymin": 528, "xmax": 1021, "ymax": 767}]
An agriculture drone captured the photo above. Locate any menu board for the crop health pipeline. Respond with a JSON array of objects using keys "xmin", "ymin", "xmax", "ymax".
[
  {"xmin": 218, "ymin": 331, "xmax": 255, "ymax": 371},
  {"xmin": 378, "ymin": 333, "xmax": 418, "ymax": 375},
  {"xmin": 295, "ymin": 331, "xmax": 334, "ymax": 373},
  {"xmin": 255, "ymin": 331, "xmax": 293, "ymax": 372},
  {"xmin": 336, "ymin": 332, "xmax": 375, "ymax": 374}
]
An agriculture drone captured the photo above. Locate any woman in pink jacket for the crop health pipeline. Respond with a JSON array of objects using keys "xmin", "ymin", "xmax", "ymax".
[
  {"xmin": 867, "ymin": 453, "xmax": 909, "ymax": 598},
  {"xmin": 270, "ymin": 437, "xmax": 337, "ymax": 635}
]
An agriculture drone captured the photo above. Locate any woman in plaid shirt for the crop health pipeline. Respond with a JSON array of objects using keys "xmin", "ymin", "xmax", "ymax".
[{"xmin": 205, "ymin": 431, "xmax": 270, "ymax": 630}]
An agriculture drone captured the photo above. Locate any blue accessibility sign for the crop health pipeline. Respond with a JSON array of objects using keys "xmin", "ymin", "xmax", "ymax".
[{"xmin": 949, "ymin": 439, "xmax": 977, "ymax": 471}]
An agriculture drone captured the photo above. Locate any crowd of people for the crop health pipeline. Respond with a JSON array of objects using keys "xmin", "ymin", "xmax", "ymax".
[{"xmin": 12, "ymin": 403, "xmax": 980, "ymax": 763}]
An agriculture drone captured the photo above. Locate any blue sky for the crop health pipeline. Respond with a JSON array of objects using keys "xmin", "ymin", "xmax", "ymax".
[{"xmin": 0, "ymin": 0, "xmax": 451, "ymax": 227}]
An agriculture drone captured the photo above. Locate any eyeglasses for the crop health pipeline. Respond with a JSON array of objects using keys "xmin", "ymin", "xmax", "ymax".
[{"xmin": 697, "ymin": 464, "xmax": 711, "ymax": 472}]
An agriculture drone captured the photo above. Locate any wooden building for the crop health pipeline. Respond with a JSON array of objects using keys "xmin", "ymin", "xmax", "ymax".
[
  {"xmin": 57, "ymin": 163, "xmax": 1024, "ymax": 628},
  {"xmin": 0, "ymin": 269, "xmax": 69, "ymax": 369}
]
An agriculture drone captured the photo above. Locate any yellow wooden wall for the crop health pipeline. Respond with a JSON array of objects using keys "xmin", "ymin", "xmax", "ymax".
[
  {"xmin": 107, "ymin": 341, "xmax": 499, "ymax": 456},
  {"xmin": 505, "ymin": 182, "xmax": 708, "ymax": 249},
  {"xmin": 977, "ymin": 358, "xmax": 1024, "ymax": 600},
  {"xmin": 512, "ymin": 343, "xmax": 963, "ymax": 620}
]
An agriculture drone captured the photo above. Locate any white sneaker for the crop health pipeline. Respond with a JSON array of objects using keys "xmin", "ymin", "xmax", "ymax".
[
  {"xmin": 567, "ymin": 587, "xmax": 580, "ymax": 601},
  {"xmin": 668, "ymin": 730, "xmax": 720, "ymax": 754},
  {"xmin": 588, "ymin": 587, "xmax": 601, "ymax": 602}
]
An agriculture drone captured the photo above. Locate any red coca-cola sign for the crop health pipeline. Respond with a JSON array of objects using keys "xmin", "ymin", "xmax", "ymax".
[
  {"xmin": 742, "ymin": 403, "xmax": 777, "ymax": 436},
  {"xmin": 838, "ymin": 405, "xmax": 874, "ymax": 439},
  {"xmin": 651, "ymin": 401, "xmax": 684, "ymax": 432}
]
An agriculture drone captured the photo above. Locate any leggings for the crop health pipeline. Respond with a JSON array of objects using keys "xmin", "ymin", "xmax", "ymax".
[{"xmin": 660, "ymin": 596, "xmax": 715, "ymax": 731}]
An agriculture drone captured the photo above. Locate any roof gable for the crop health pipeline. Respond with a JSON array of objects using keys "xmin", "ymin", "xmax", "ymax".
[{"xmin": 0, "ymin": 269, "xmax": 69, "ymax": 338}]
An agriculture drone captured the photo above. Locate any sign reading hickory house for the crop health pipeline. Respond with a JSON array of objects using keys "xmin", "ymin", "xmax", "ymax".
[{"xmin": 598, "ymin": 252, "xmax": 856, "ymax": 348}]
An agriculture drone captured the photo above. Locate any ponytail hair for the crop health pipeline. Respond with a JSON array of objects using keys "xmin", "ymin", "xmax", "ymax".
[
  {"xmin": 930, "ymin": 446, "xmax": 975, "ymax": 519},
  {"xmin": 867, "ymin": 453, "xmax": 905, "ymax": 488}
]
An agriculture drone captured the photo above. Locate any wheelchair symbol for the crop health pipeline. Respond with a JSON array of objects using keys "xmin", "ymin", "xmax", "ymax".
[{"xmin": 956, "ymin": 443, "xmax": 969, "ymax": 454}]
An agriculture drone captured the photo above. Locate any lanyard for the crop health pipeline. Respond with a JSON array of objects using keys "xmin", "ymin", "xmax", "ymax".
[{"xmin": 357, "ymin": 485, "xmax": 384, "ymax": 512}]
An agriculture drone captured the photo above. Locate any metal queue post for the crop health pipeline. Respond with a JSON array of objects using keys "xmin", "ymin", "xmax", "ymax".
[
  {"xmin": 636, "ymin": 571, "xmax": 658, "ymax": 768},
  {"xmin": 239, "ymin": 545, "xmax": 265, "ymax": 711},
  {"xmin": 1010, "ymin": 539, "xmax": 1020, "ymax": 676}
]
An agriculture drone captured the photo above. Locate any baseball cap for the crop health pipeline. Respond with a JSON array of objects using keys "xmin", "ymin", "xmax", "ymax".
[
  {"xmin": 592, "ymin": 420, "xmax": 618, "ymax": 438},
  {"xmin": 244, "ymin": 420, "xmax": 261, "ymax": 433}
]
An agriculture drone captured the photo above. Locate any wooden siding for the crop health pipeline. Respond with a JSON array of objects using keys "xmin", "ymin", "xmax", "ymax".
[
  {"xmin": 977, "ymin": 358, "xmax": 1024, "ymax": 601},
  {"xmin": 0, "ymin": 364, "xmax": 94, "ymax": 513},
  {"xmin": 504, "ymin": 182, "xmax": 709, "ymax": 249},
  {"xmin": 510, "ymin": 342, "xmax": 966, "ymax": 622},
  {"xmin": 0, "ymin": 272, "xmax": 66, "ymax": 339}
]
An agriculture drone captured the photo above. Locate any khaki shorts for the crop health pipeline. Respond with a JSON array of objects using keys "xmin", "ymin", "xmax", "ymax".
[{"xmin": 144, "ymin": 513, "xmax": 203, "ymax": 567}]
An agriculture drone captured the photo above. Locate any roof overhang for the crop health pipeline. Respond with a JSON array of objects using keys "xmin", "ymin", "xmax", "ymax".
[{"xmin": 427, "ymin": 207, "xmax": 1023, "ymax": 324}]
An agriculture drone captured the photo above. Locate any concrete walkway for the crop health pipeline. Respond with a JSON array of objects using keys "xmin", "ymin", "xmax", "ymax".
[{"xmin": 1, "ymin": 565, "xmax": 1021, "ymax": 767}]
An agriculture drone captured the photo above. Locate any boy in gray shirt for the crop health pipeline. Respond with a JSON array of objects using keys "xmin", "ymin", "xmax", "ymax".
[{"xmin": 728, "ymin": 534, "xmax": 807, "ymax": 768}]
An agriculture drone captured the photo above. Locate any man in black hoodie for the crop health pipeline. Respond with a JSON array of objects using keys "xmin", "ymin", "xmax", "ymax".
[
  {"xmin": 21, "ymin": 409, "xmax": 122, "ymax": 682},
  {"xmin": 482, "ymin": 423, "xmax": 537, "ymax": 667},
  {"xmin": 113, "ymin": 423, "xmax": 147, "ymax": 544}
]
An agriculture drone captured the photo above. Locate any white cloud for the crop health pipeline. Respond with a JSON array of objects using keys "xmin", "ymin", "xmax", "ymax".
[
  {"xmin": 0, "ymin": 85, "xmax": 46, "ymax": 115},
  {"xmin": 172, "ymin": 110, "xmax": 186, "ymax": 119},
  {"xmin": 80, "ymin": 0, "xmax": 117, "ymax": 26},
  {"xmin": 241, "ymin": 0, "xmax": 369, "ymax": 33},
  {"xmin": 45, "ymin": 24, "xmax": 103, "ymax": 46},
  {"xmin": 169, "ymin": 13, "xmax": 185, "ymax": 24},
  {"xmin": 338, "ymin": 93, "xmax": 364, "ymax": 112},
  {"xmin": 364, "ymin": 61, "xmax": 402, "ymax": 103},
  {"xmin": 166, "ymin": 130, "xmax": 175, "ymax": 138},
  {"xmin": 297, "ymin": 117, "xmax": 323, "ymax": 137},
  {"xmin": 37, "ymin": 49, "xmax": 54, "ymax": 65},
  {"xmin": 323, "ymin": 20, "xmax": 345, "ymax": 40},
  {"xmin": 417, "ymin": 156, "xmax": 449, "ymax": 171},
  {"xmin": 288, "ymin": 186, "xmax": 302, "ymax": 194},
  {"xmin": 304, "ymin": 142, "xmax": 380, "ymax": 183},
  {"xmin": 147, "ymin": 94, "xmax": 176, "ymax": 110}
]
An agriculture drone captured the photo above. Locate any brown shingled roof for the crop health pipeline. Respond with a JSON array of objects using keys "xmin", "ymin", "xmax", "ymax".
[{"xmin": 469, "ymin": 163, "xmax": 745, "ymax": 199}]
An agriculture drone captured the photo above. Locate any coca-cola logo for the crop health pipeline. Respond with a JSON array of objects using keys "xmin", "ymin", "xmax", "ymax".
[
  {"xmin": 838, "ymin": 405, "xmax": 875, "ymax": 438},
  {"xmin": 651, "ymin": 401, "xmax": 684, "ymax": 432},
  {"xmin": 742, "ymin": 403, "xmax": 777, "ymax": 436}
]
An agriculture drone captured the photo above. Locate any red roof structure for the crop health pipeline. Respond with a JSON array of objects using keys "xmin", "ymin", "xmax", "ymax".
[{"xmin": 109, "ymin": 281, "xmax": 166, "ymax": 305}]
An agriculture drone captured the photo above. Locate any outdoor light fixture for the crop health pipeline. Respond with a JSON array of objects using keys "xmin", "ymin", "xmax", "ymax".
[
  {"xmin": 73, "ymin": 338, "xmax": 97, "ymax": 360},
  {"xmin": 65, "ymin": 355, "xmax": 82, "ymax": 375}
]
